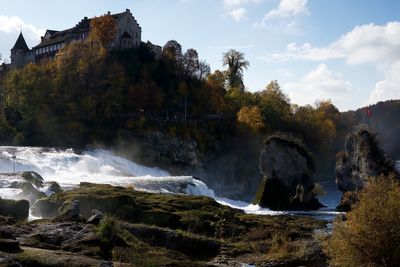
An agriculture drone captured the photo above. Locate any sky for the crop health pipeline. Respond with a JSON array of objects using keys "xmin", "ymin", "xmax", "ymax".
[{"xmin": 1, "ymin": 0, "xmax": 400, "ymax": 111}]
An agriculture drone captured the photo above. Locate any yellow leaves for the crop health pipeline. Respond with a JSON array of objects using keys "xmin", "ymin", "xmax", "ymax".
[
  {"xmin": 325, "ymin": 175, "xmax": 400, "ymax": 267},
  {"xmin": 237, "ymin": 106, "xmax": 265, "ymax": 132},
  {"xmin": 89, "ymin": 15, "xmax": 117, "ymax": 50}
]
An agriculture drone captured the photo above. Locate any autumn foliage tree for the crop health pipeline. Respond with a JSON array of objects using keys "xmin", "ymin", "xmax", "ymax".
[
  {"xmin": 325, "ymin": 174, "xmax": 400, "ymax": 267},
  {"xmin": 89, "ymin": 14, "xmax": 117, "ymax": 51},
  {"xmin": 237, "ymin": 106, "xmax": 265, "ymax": 133}
]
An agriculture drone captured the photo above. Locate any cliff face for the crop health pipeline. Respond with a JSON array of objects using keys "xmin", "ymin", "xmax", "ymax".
[
  {"xmin": 335, "ymin": 128, "xmax": 397, "ymax": 210},
  {"xmin": 254, "ymin": 136, "xmax": 323, "ymax": 210},
  {"xmin": 336, "ymin": 129, "xmax": 396, "ymax": 193},
  {"xmin": 120, "ymin": 131, "xmax": 204, "ymax": 175},
  {"xmin": 139, "ymin": 132, "xmax": 203, "ymax": 170}
]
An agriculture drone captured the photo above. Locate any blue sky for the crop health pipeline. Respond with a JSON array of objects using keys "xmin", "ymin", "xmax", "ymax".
[{"xmin": 1, "ymin": 0, "xmax": 400, "ymax": 111}]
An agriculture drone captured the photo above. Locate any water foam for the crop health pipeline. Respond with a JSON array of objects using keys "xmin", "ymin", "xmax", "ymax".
[
  {"xmin": 0, "ymin": 146, "xmax": 344, "ymax": 221},
  {"xmin": 0, "ymin": 146, "xmax": 215, "ymax": 196}
]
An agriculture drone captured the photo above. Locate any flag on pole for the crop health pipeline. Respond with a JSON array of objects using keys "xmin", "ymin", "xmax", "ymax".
[{"xmin": 365, "ymin": 106, "xmax": 372, "ymax": 117}]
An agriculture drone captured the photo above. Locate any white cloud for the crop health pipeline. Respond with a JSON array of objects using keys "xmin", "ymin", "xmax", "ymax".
[
  {"xmin": 337, "ymin": 22, "xmax": 400, "ymax": 65},
  {"xmin": 223, "ymin": 0, "xmax": 260, "ymax": 22},
  {"xmin": 259, "ymin": 42, "xmax": 345, "ymax": 62},
  {"xmin": 0, "ymin": 16, "xmax": 44, "ymax": 63},
  {"xmin": 369, "ymin": 61, "xmax": 400, "ymax": 103},
  {"xmin": 0, "ymin": 15, "xmax": 43, "ymax": 39},
  {"xmin": 229, "ymin": 8, "xmax": 247, "ymax": 22},
  {"xmin": 255, "ymin": 0, "xmax": 309, "ymax": 27},
  {"xmin": 266, "ymin": 0, "xmax": 309, "ymax": 19},
  {"xmin": 285, "ymin": 64, "xmax": 353, "ymax": 107},
  {"xmin": 259, "ymin": 21, "xmax": 400, "ymax": 105},
  {"xmin": 261, "ymin": 21, "xmax": 400, "ymax": 65},
  {"xmin": 223, "ymin": 0, "xmax": 261, "ymax": 8}
]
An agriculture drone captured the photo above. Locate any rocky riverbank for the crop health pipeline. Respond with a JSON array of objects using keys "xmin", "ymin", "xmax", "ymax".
[{"xmin": 0, "ymin": 182, "xmax": 328, "ymax": 266}]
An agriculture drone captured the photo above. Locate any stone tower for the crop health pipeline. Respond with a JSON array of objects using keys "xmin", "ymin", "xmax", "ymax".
[{"xmin": 10, "ymin": 32, "xmax": 30, "ymax": 68}]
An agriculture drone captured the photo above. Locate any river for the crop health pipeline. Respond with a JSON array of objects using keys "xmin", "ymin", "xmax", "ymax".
[{"xmin": 0, "ymin": 146, "xmax": 342, "ymax": 221}]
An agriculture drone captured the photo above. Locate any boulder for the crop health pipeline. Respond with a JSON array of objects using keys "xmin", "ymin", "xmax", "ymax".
[
  {"xmin": 21, "ymin": 171, "xmax": 44, "ymax": 188},
  {"xmin": 8, "ymin": 181, "xmax": 26, "ymax": 189},
  {"xmin": 46, "ymin": 181, "xmax": 62, "ymax": 195},
  {"xmin": 254, "ymin": 135, "xmax": 323, "ymax": 210},
  {"xmin": 335, "ymin": 128, "xmax": 397, "ymax": 210},
  {"xmin": 56, "ymin": 200, "xmax": 80, "ymax": 221},
  {"xmin": 16, "ymin": 182, "xmax": 47, "ymax": 205},
  {"xmin": 87, "ymin": 210, "xmax": 103, "ymax": 225},
  {"xmin": 0, "ymin": 198, "xmax": 29, "ymax": 220}
]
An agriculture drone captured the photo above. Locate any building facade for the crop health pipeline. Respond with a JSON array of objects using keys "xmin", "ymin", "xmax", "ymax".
[{"xmin": 10, "ymin": 9, "xmax": 142, "ymax": 68}]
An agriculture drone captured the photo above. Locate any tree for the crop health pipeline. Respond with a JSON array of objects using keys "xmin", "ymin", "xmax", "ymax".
[
  {"xmin": 89, "ymin": 14, "xmax": 117, "ymax": 50},
  {"xmin": 163, "ymin": 40, "xmax": 183, "ymax": 62},
  {"xmin": 222, "ymin": 49, "xmax": 249, "ymax": 91},
  {"xmin": 256, "ymin": 80, "xmax": 291, "ymax": 130},
  {"xmin": 237, "ymin": 106, "xmax": 265, "ymax": 132},
  {"xmin": 182, "ymin": 48, "xmax": 199, "ymax": 78},
  {"xmin": 325, "ymin": 174, "xmax": 400, "ymax": 267}
]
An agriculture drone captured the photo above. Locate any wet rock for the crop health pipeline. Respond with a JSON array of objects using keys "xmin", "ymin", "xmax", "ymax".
[
  {"xmin": 46, "ymin": 181, "xmax": 62, "ymax": 195},
  {"xmin": 87, "ymin": 210, "xmax": 103, "ymax": 225},
  {"xmin": 56, "ymin": 200, "xmax": 80, "ymax": 221},
  {"xmin": 0, "ymin": 238, "xmax": 21, "ymax": 253},
  {"xmin": 8, "ymin": 181, "xmax": 26, "ymax": 189},
  {"xmin": 21, "ymin": 171, "xmax": 44, "ymax": 188},
  {"xmin": 254, "ymin": 135, "xmax": 323, "ymax": 210},
  {"xmin": 0, "ymin": 198, "xmax": 29, "ymax": 220}
]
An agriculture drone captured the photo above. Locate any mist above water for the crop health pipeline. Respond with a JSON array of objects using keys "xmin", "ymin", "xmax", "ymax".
[{"xmin": 0, "ymin": 146, "xmax": 341, "ymax": 221}]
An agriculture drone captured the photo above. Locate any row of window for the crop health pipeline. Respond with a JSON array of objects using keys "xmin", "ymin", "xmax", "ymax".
[{"xmin": 35, "ymin": 43, "xmax": 65, "ymax": 55}]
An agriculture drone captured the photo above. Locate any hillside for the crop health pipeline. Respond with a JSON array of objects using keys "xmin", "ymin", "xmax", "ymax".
[{"xmin": 341, "ymin": 100, "xmax": 400, "ymax": 158}]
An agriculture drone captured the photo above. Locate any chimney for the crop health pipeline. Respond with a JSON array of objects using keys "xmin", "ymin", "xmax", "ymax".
[
  {"xmin": 107, "ymin": 11, "xmax": 111, "ymax": 15},
  {"xmin": 126, "ymin": 8, "xmax": 131, "ymax": 13}
]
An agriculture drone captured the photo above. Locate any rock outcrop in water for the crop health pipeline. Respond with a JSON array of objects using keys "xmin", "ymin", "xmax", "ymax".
[
  {"xmin": 254, "ymin": 135, "xmax": 323, "ymax": 210},
  {"xmin": 20, "ymin": 171, "xmax": 44, "ymax": 187},
  {"xmin": 335, "ymin": 127, "xmax": 398, "ymax": 211}
]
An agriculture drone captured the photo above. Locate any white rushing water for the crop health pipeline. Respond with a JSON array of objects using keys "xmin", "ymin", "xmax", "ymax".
[{"xmin": 0, "ymin": 146, "xmax": 341, "ymax": 221}]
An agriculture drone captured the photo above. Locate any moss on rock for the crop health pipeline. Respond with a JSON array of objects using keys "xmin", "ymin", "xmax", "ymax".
[{"xmin": 0, "ymin": 198, "xmax": 29, "ymax": 220}]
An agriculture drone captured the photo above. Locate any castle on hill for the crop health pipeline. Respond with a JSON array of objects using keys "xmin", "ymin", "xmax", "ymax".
[{"xmin": 5, "ymin": 9, "xmax": 161, "ymax": 69}]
